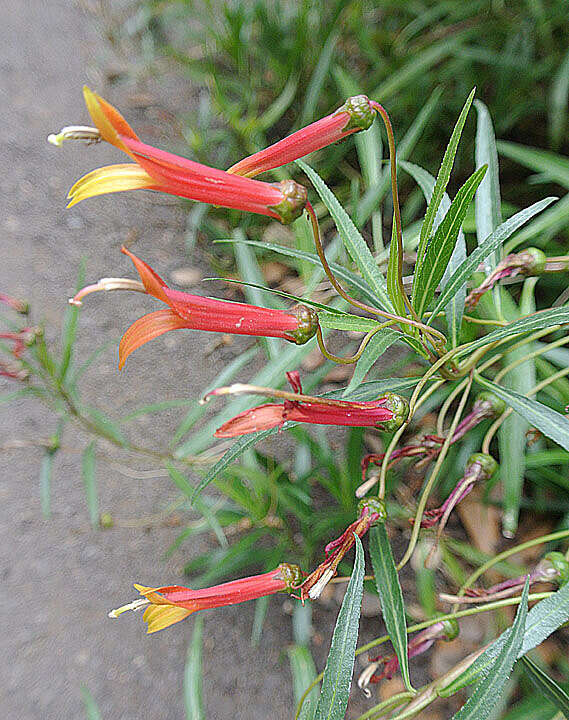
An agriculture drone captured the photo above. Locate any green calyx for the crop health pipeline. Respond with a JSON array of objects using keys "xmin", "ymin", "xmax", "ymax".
[
  {"xmin": 441, "ymin": 618, "xmax": 460, "ymax": 641},
  {"xmin": 521, "ymin": 247, "xmax": 547, "ymax": 275},
  {"xmin": 542, "ymin": 552, "xmax": 569, "ymax": 586},
  {"xmin": 380, "ymin": 392, "xmax": 410, "ymax": 432},
  {"xmin": 286, "ymin": 305, "xmax": 319, "ymax": 345},
  {"xmin": 466, "ymin": 452, "xmax": 498, "ymax": 480},
  {"xmin": 357, "ymin": 496, "xmax": 387, "ymax": 523},
  {"xmin": 474, "ymin": 390, "xmax": 506, "ymax": 418},
  {"xmin": 270, "ymin": 180, "xmax": 308, "ymax": 224},
  {"xmin": 277, "ymin": 562, "xmax": 303, "ymax": 590},
  {"xmin": 337, "ymin": 95, "xmax": 375, "ymax": 132}
]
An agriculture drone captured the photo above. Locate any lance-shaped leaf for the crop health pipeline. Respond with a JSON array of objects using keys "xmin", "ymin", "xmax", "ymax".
[
  {"xmin": 370, "ymin": 523, "xmax": 413, "ymax": 692},
  {"xmin": 457, "ymin": 305, "xmax": 569, "ymax": 357},
  {"xmin": 184, "ymin": 616, "xmax": 205, "ymax": 720},
  {"xmin": 417, "ymin": 88, "xmax": 476, "ymax": 263},
  {"xmin": 451, "ymin": 577, "xmax": 529, "ymax": 720},
  {"xmin": 520, "ymin": 655, "xmax": 569, "ymax": 718},
  {"xmin": 476, "ymin": 376, "xmax": 569, "ymax": 453},
  {"xmin": 413, "ymin": 165, "xmax": 487, "ymax": 318},
  {"xmin": 430, "ymin": 197, "xmax": 557, "ymax": 321},
  {"xmin": 314, "ymin": 534, "xmax": 365, "ymax": 720}
]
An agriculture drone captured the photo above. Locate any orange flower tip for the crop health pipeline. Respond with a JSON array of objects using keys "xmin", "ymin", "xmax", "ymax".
[
  {"xmin": 307, "ymin": 567, "xmax": 335, "ymax": 600},
  {"xmin": 269, "ymin": 180, "xmax": 307, "ymax": 225},
  {"xmin": 69, "ymin": 278, "xmax": 146, "ymax": 306},
  {"xmin": 47, "ymin": 125, "xmax": 102, "ymax": 147},
  {"xmin": 336, "ymin": 95, "xmax": 376, "ymax": 133},
  {"xmin": 108, "ymin": 597, "xmax": 150, "ymax": 619}
]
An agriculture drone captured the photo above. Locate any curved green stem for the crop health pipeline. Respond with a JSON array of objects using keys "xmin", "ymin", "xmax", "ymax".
[{"xmin": 315, "ymin": 320, "xmax": 396, "ymax": 365}]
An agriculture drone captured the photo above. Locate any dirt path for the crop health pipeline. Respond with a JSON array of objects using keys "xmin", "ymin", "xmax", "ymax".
[{"xmin": 1, "ymin": 2, "xmax": 293, "ymax": 718}]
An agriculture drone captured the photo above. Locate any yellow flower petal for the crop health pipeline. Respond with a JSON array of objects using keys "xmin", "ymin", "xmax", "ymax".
[
  {"xmin": 83, "ymin": 86, "xmax": 138, "ymax": 154},
  {"xmin": 67, "ymin": 164, "xmax": 158, "ymax": 207},
  {"xmin": 142, "ymin": 604, "xmax": 194, "ymax": 634}
]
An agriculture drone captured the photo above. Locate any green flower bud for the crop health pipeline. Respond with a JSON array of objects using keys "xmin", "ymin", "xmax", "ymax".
[
  {"xmin": 474, "ymin": 391, "xmax": 506, "ymax": 417},
  {"xmin": 543, "ymin": 552, "xmax": 569, "ymax": 586},
  {"xmin": 521, "ymin": 247, "xmax": 547, "ymax": 275},
  {"xmin": 357, "ymin": 496, "xmax": 387, "ymax": 524},
  {"xmin": 338, "ymin": 95, "xmax": 375, "ymax": 132},
  {"xmin": 466, "ymin": 452, "xmax": 498, "ymax": 480},
  {"xmin": 380, "ymin": 392, "xmax": 409, "ymax": 432},
  {"xmin": 441, "ymin": 618, "xmax": 460, "ymax": 641},
  {"xmin": 278, "ymin": 562, "xmax": 303, "ymax": 590},
  {"xmin": 287, "ymin": 305, "xmax": 319, "ymax": 345},
  {"xmin": 270, "ymin": 180, "xmax": 308, "ymax": 225}
]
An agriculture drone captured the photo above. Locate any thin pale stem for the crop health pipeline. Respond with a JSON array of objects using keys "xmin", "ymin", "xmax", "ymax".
[
  {"xmin": 398, "ymin": 374, "xmax": 473, "ymax": 571},
  {"xmin": 315, "ymin": 321, "xmax": 396, "ymax": 365}
]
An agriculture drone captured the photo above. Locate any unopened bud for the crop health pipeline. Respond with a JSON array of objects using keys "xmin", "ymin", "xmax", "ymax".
[
  {"xmin": 473, "ymin": 391, "xmax": 506, "ymax": 418},
  {"xmin": 466, "ymin": 452, "xmax": 498, "ymax": 480},
  {"xmin": 520, "ymin": 247, "xmax": 547, "ymax": 275},
  {"xmin": 287, "ymin": 305, "xmax": 319, "ymax": 345},
  {"xmin": 381, "ymin": 392, "xmax": 409, "ymax": 432},
  {"xmin": 441, "ymin": 618, "xmax": 460, "ymax": 641},
  {"xmin": 337, "ymin": 95, "xmax": 375, "ymax": 132}
]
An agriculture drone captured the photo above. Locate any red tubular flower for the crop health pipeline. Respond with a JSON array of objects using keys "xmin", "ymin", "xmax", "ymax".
[
  {"xmin": 51, "ymin": 87, "xmax": 307, "ymax": 224},
  {"xmin": 211, "ymin": 371, "xmax": 408, "ymax": 438},
  {"xmin": 227, "ymin": 95, "xmax": 377, "ymax": 178},
  {"xmin": 70, "ymin": 247, "xmax": 319, "ymax": 368},
  {"xmin": 108, "ymin": 563, "xmax": 302, "ymax": 633}
]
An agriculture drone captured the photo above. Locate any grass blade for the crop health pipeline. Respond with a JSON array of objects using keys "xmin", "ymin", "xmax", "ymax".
[
  {"xmin": 451, "ymin": 577, "xmax": 529, "ymax": 720},
  {"xmin": 430, "ymin": 197, "xmax": 557, "ymax": 320},
  {"xmin": 296, "ymin": 159, "xmax": 393, "ymax": 312},
  {"xmin": 549, "ymin": 48, "xmax": 569, "ymax": 150},
  {"xmin": 81, "ymin": 686, "xmax": 102, "ymax": 720},
  {"xmin": 288, "ymin": 644, "xmax": 319, "ymax": 720},
  {"xmin": 474, "ymin": 100, "xmax": 502, "ymax": 270},
  {"xmin": 457, "ymin": 305, "xmax": 569, "ymax": 357},
  {"xmin": 520, "ymin": 655, "xmax": 569, "ymax": 718},
  {"xmin": 370, "ymin": 523, "xmax": 413, "ymax": 692},
  {"xmin": 476, "ymin": 376, "xmax": 569, "ymax": 454},
  {"xmin": 314, "ymin": 534, "xmax": 365, "ymax": 720},
  {"xmin": 414, "ymin": 166, "xmax": 487, "ymax": 318},
  {"xmin": 417, "ymin": 88, "xmax": 475, "ymax": 264},
  {"xmin": 300, "ymin": 30, "xmax": 339, "ymax": 126},
  {"xmin": 82, "ymin": 442, "xmax": 98, "ymax": 528},
  {"xmin": 184, "ymin": 616, "xmax": 205, "ymax": 720}
]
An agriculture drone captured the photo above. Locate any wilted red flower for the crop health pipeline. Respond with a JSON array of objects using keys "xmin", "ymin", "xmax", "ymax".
[
  {"xmin": 50, "ymin": 87, "xmax": 307, "ymax": 224},
  {"xmin": 228, "ymin": 95, "xmax": 377, "ymax": 178},
  {"xmin": 108, "ymin": 563, "xmax": 302, "ymax": 633},
  {"xmin": 211, "ymin": 371, "xmax": 408, "ymax": 438},
  {"xmin": 70, "ymin": 247, "xmax": 318, "ymax": 368}
]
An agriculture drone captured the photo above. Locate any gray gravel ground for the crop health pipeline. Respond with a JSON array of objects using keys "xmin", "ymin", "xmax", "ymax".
[{"xmin": 1, "ymin": 2, "xmax": 301, "ymax": 718}]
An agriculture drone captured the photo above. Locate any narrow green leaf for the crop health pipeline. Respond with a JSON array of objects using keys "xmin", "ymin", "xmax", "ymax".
[
  {"xmin": 190, "ymin": 430, "xmax": 275, "ymax": 503},
  {"xmin": 457, "ymin": 305, "xmax": 569, "ymax": 357},
  {"xmin": 474, "ymin": 100, "xmax": 502, "ymax": 270},
  {"xmin": 300, "ymin": 30, "xmax": 338, "ymax": 126},
  {"xmin": 521, "ymin": 655, "xmax": 569, "ymax": 718},
  {"xmin": 318, "ymin": 313, "xmax": 385, "ymax": 333},
  {"xmin": 497, "ymin": 141, "xmax": 569, "ymax": 190},
  {"xmin": 343, "ymin": 330, "xmax": 399, "ymax": 396},
  {"xmin": 414, "ymin": 165, "xmax": 487, "ymax": 318},
  {"xmin": 84, "ymin": 407, "xmax": 126, "ymax": 446},
  {"xmin": 430, "ymin": 197, "xmax": 557, "ymax": 320},
  {"xmin": 81, "ymin": 686, "xmax": 102, "ymax": 720},
  {"xmin": 59, "ymin": 260, "xmax": 85, "ymax": 382},
  {"xmin": 288, "ymin": 644, "xmax": 319, "ymax": 720},
  {"xmin": 442, "ymin": 569, "xmax": 569, "ymax": 696},
  {"xmin": 314, "ymin": 534, "xmax": 365, "ymax": 720},
  {"xmin": 82, "ymin": 442, "xmax": 98, "ymax": 528},
  {"xmin": 498, "ymin": 285, "xmax": 536, "ymax": 538},
  {"xmin": 184, "ymin": 616, "xmax": 205, "ymax": 720},
  {"xmin": 451, "ymin": 577, "xmax": 529, "ymax": 720},
  {"xmin": 370, "ymin": 524, "xmax": 412, "ymax": 692},
  {"xmin": 233, "ymin": 229, "xmax": 281, "ymax": 359},
  {"xmin": 549, "ymin": 48, "xmax": 569, "ymax": 150},
  {"xmin": 418, "ymin": 88, "xmax": 476, "ymax": 263},
  {"xmin": 173, "ymin": 347, "xmax": 257, "ymax": 443},
  {"xmin": 296, "ymin": 159, "xmax": 393, "ymax": 312},
  {"xmin": 216, "ymin": 237, "xmax": 383, "ymax": 309},
  {"xmin": 251, "ymin": 595, "xmax": 270, "ymax": 648},
  {"xmin": 476, "ymin": 376, "xmax": 569, "ymax": 453},
  {"xmin": 387, "ymin": 219, "xmax": 408, "ymax": 317},
  {"xmin": 258, "ymin": 73, "xmax": 298, "ymax": 132}
]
